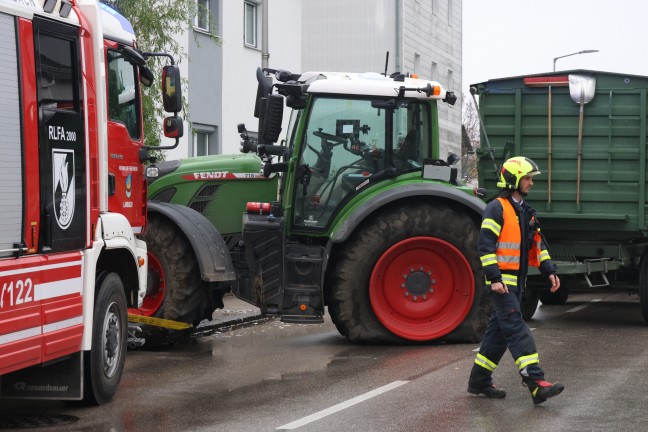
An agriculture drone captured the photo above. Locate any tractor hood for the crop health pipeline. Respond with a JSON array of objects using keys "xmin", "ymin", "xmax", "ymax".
[
  {"xmin": 149, "ymin": 153, "xmax": 266, "ymax": 184},
  {"xmin": 147, "ymin": 153, "xmax": 278, "ymax": 236}
]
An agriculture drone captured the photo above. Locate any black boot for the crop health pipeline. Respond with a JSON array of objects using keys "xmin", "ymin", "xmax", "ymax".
[
  {"xmin": 467, "ymin": 384, "xmax": 506, "ymax": 398},
  {"xmin": 522, "ymin": 377, "xmax": 564, "ymax": 405},
  {"xmin": 468, "ymin": 363, "xmax": 506, "ymax": 398}
]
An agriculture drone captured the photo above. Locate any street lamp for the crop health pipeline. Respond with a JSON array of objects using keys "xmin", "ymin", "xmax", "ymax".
[{"xmin": 553, "ymin": 50, "xmax": 599, "ymax": 72}]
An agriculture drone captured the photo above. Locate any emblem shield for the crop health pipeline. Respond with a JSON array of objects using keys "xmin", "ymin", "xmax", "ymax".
[{"xmin": 52, "ymin": 149, "xmax": 75, "ymax": 230}]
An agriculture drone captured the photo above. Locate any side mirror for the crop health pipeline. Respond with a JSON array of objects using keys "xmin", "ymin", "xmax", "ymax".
[
  {"xmin": 254, "ymin": 67, "xmax": 273, "ymax": 118},
  {"xmin": 163, "ymin": 116, "xmax": 183, "ymax": 138},
  {"xmin": 162, "ymin": 65, "xmax": 182, "ymax": 113},
  {"xmin": 443, "ymin": 91, "xmax": 457, "ymax": 106},
  {"xmin": 447, "ymin": 152, "xmax": 459, "ymax": 166},
  {"xmin": 258, "ymin": 94, "xmax": 284, "ymax": 144},
  {"xmin": 140, "ymin": 65, "xmax": 154, "ymax": 87}
]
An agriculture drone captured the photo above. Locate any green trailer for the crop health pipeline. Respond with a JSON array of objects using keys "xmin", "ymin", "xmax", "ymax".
[{"xmin": 474, "ymin": 70, "xmax": 648, "ymax": 321}]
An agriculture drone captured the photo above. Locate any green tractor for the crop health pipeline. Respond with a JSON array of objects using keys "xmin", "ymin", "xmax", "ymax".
[{"xmin": 143, "ymin": 67, "xmax": 490, "ymax": 344}]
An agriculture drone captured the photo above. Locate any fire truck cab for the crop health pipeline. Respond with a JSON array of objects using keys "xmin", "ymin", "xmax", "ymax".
[{"xmin": 0, "ymin": 0, "xmax": 171, "ymax": 405}]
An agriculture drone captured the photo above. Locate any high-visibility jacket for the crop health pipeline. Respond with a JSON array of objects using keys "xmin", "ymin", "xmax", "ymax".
[
  {"xmin": 479, "ymin": 197, "xmax": 553, "ymax": 288},
  {"xmin": 494, "ymin": 197, "xmax": 548, "ymax": 269}
]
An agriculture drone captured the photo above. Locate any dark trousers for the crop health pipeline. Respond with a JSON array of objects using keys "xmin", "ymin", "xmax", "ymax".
[{"xmin": 468, "ymin": 287, "xmax": 544, "ymax": 388}]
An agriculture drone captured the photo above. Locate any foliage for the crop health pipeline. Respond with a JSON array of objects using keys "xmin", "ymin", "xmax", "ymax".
[
  {"xmin": 100, "ymin": 0, "xmax": 219, "ymax": 160},
  {"xmin": 461, "ymin": 92, "xmax": 480, "ymax": 186}
]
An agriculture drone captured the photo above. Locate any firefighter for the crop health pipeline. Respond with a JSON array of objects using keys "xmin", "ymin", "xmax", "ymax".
[{"xmin": 467, "ymin": 156, "xmax": 565, "ymax": 405}]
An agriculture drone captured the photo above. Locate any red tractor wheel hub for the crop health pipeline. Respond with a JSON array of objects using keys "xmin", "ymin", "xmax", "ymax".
[{"xmin": 369, "ymin": 236, "xmax": 474, "ymax": 341}]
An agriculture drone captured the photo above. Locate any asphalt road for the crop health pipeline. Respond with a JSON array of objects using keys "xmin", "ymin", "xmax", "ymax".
[{"xmin": 1, "ymin": 291, "xmax": 647, "ymax": 432}]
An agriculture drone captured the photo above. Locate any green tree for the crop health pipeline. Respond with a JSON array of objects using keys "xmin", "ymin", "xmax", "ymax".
[
  {"xmin": 461, "ymin": 92, "xmax": 480, "ymax": 186},
  {"xmin": 101, "ymin": 0, "xmax": 218, "ymax": 158}
]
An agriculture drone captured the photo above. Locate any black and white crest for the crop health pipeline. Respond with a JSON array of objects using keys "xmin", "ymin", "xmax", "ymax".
[{"xmin": 52, "ymin": 149, "xmax": 75, "ymax": 230}]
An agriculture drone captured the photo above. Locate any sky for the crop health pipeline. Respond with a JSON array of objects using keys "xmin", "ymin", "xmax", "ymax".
[{"xmin": 462, "ymin": 0, "xmax": 648, "ymax": 93}]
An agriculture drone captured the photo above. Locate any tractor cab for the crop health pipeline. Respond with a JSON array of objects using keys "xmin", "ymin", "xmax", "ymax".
[{"xmin": 240, "ymin": 68, "xmax": 458, "ymax": 232}]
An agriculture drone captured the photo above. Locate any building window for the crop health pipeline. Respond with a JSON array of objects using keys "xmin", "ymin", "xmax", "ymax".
[
  {"xmin": 431, "ymin": 61, "xmax": 438, "ymax": 81},
  {"xmin": 193, "ymin": 129, "xmax": 219, "ymax": 156},
  {"xmin": 448, "ymin": 0, "xmax": 453, "ymax": 25},
  {"xmin": 194, "ymin": 131, "xmax": 209, "ymax": 156},
  {"xmin": 244, "ymin": 2, "xmax": 257, "ymax": 47},
  {"xmin": 194, "ymin": 0, "xmax": 210, "ymax": 31},
  {"xmin": 447, "ymin": 69, "xmax": 454, "ymax": 89}
]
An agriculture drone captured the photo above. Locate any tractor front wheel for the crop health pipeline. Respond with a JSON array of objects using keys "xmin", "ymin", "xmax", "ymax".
[{"xmin": 137, "ymin": 214, "xmax": 213, "ymax": 346}]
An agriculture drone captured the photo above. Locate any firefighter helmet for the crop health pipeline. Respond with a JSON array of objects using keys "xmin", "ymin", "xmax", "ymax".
[{"xmin": 497, "ymin": 156, "xmax": 541, "ymax": 190}]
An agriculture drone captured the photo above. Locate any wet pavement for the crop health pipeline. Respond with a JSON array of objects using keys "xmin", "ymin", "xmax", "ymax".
[{"xmin": 2, "ymin": 291, "xmax": 648, "ymax": 431}]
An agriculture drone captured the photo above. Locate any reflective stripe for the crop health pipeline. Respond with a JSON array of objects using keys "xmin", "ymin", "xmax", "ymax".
[
  {"xmin": 539, "ymin": 250, "xmax": 550, "ymax": 262},
  {"xmin": 497, "ymin": 255, "xmax": 520, "ymax": 264},
  {"xmin": 498, "ymin": 242, "xmax": 520, "ymax": 250},
  {"xmin": 0, "ymin": 326, "xmax": 41, "ymax": 345},
  {"xmin": 485, "ymin": 273, "xmax": 518, "ymax": 286},
  {"xmin": 481, "ymin": 218, "xmax": 501, "ymax": 236},
  {"xmin": 42, "ymin": 316, "xmax": 83, "ymax": 334},
  {"xmin": 475, "ymin": 353, "xmax": 497, "ymax": 372},
  {"xmin": 480, "ymin": 254, "xmax": 498, "ymax": 266},
  {"xmin": 501, "ymin": 274, "xmax": 518, "ymax": 286},
  {"xmin": 516, "ymin": 353, "xmax": 540, "ymax": 370}
]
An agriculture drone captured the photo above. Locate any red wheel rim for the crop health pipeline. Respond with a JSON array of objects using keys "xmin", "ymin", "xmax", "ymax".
[
  {"xmin": 135, "ymin": 252, "xmax": 166, "ymax": 316},
  {"xmin": 369, "ymin": 236, "xmax": 474, "ymax": 341}
]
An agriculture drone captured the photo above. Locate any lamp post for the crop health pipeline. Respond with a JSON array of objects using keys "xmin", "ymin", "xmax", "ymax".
[{"xmin": 553, "ymin": 50, "xmax": 599, "ymax": 72}]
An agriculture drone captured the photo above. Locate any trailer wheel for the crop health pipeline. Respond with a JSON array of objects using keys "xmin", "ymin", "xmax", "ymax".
[
  {"xmin": 539, "ymin": 286, "xmax": 570, "ymax": 305},
  {"xmin": 139, "ymin": 214, "xmax": 212, "ymax": 346},
  {"xmin": 521, "ymin": 288, "xmax": 540, "ymax": 321},
  {"xmin": 327, "ymin": 202, "xmax": 489, "ymax": 343},
  {"xmin": 639, "ymin": 256, "xmax": 648, "ymax": 324},
  {"xmin": 84, "ymin": 272, "xmax": 127, "ymax": 405}
]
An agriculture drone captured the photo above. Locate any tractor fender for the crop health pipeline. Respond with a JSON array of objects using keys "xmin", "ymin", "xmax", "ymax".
[
  {"xmin": 330, "ymin": 183, "xmax": 486, "ymax": 244},
  {"xmin": 147, "ymin": 201, "xmax": 236, "ymax": 282}
]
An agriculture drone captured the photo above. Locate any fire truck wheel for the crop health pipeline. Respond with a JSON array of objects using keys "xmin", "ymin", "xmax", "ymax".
[
  {"xmin": 326, "ymin": 202, "xmax": 489, "ymax": 344},
  {"xmin": 140, "ymin": 214, "xmax": 210, "ymax": 347},
  {"xmin": 85, "ymin": 272, "xmax": 127, "ymax": 405}
]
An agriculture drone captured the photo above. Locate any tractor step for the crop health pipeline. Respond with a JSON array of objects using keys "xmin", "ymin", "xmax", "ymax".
[{"xmin": 281, "ymin": 315, "xmax": 324, "ymax": 324}]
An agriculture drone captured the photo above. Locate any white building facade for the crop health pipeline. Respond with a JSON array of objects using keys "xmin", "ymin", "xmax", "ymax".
[{"xmin": 169, "ymin": 0, "xmax": 461, "ymax": 160}]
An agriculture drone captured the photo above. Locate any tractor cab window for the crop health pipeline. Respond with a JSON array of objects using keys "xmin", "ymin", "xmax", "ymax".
[
  {"xmin": 286, "ymin": 108, "xmax": 301, "ymax": 149},
  {"xmin": 393, "ymin": 101, "xmax": 431, "ymax": 171},
  {"xmin": 293, "ymin": 96, "xmax": 430, "ymax": 230},
  {"xmin": 107, "ymin": 50, "xmax": 141, "ymax": 139}
]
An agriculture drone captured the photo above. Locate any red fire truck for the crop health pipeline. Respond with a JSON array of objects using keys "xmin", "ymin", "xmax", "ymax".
[{"xmin": 0, "ymin": 0, "xmax": 182, "ymax": 404}]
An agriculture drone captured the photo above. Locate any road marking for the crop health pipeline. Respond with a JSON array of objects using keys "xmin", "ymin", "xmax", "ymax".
[
  {"xmin": 276, "ymin": 380, "xmax": 409, "ymax": 430},
  {"xmin": 566, "ymin": 298, "xmax": 602, "ymax": 313}
]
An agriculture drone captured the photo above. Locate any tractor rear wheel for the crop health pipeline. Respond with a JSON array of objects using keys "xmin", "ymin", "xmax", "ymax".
[
  {"xmin": 138, "ymin": 214, "xmax": 214, "ymax": 346},
  {"xmin": 327, "ymin": 202, "xmax": 489, "ymax": 344}
]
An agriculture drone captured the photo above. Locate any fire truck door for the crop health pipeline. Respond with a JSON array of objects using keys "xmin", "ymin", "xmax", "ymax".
[{"xmin": 34, "ymin": 18, "xmax": 86, "ymax": 253}]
